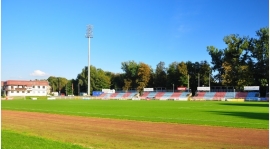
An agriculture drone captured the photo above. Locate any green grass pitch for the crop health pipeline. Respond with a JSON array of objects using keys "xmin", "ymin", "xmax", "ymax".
[{"xmin": 1, "ymin": 99, "xmax": 269, "ymax": 129}]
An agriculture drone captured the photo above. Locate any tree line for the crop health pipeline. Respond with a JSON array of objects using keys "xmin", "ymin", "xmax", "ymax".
[{"xmin": 47, "ymin": 27, "xmax": 269, "ymax": 96}]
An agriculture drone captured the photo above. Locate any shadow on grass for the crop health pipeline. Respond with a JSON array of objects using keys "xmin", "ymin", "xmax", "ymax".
[
  {"xmin": 208, "ymin": 111, "xmax": 269, "ymax": 121},
  {"xmin": 219, "ymin": 102, "xmax": 269, "ymax": 107}
]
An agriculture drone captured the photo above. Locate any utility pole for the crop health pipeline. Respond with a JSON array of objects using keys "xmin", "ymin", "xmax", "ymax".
[
  {"xmin": 188, "ymin": 74, "xmax": 189, "ymax": 92},
  {"xmin": 85, "ymin": 24, "xmax": 93, "ymax": 96}
]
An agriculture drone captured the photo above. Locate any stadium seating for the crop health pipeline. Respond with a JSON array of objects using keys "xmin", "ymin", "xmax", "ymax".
[
  {"xmin": 122, "ymin": 92, "xmax": 132, "ymax": 98},
  {"xmin": 245, "ymin": 92, "xmax": 260, "ymax": 101},
  {"xmin": 115, "ymin": 93, "xmax": 126, "ymax": 99},
  {"xmin": 203, "ymin": 92, "xmax": 216, "ymax": 100},
  {"xmin": 140, "ymin": 92, "xmax": 150, "ymax": 99},
  {"xmin": 213, "ymin": 92, "xmax": 226, "ymax": 100},
  {"xmin": 170, "ymin": 92, "xmax": 182, "ymax": 100},
  {"xmin": 235, "ymin": 92, "xmax": 248, "ymax": 98},
  {"xmin": 93, "ymin": 90, "xmax": 263, "ymax": 101},
  {"xmin": 224, "ymin": 92, "xmax": 235, "ymax": 99},
  {"xmin": 110, "ymin": 93, "xmax": 119, "ymax": 98},
  {"xmin": 147, "ymin": 92, "xmax": 158, "ymax": 99},
  {"xmin": 160, "ymin": 92, "xmax": 173, "ymax": 100},
  {"xmin": 179, "ymin": 92, "xmax": 191, "ymax": 99},
  {"xmin": 193, "ymin": 92, "xmax": 206, "ymax": 100},
  {"xmin": 155, "ymin": 92, "xmax": 165, "ymax": 99}
]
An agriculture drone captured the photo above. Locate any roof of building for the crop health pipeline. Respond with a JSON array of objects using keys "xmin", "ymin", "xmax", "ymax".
[{"xmin": 3, "ymin": 80, "xmax": 49, "ymax": 86}]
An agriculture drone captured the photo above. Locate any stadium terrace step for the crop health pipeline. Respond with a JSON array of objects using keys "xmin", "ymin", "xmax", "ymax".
[
  {"xmin": 154, "ymin": 92, "xmax": 165, "ymax": 99},
  {"xmin": 213, "ymin": 92, "xmax": 226, "ymax": 100}
]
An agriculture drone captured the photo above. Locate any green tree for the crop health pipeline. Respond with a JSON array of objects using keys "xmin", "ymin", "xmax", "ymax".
[
  {"xmin": 207, "ymin": 46, "xmax": 224, "ymax": 84},
  {"xmin": 91, "ymin": 68, "xmax": 111, "ymax": 91},
  {"xmin": 249, "ymin": 27, "xmax": 269, "ymax": 86},
  {"xmin": 167, "ymin": 62, "xmax": 178, "ymax": 90},
  {"xmin": 177, "ymin": 61, "xmax": 188, "ymax": 87},
  {"xmin": 77, "ymin": 66, "xmax": 88, "ymax": 93},
  {"xmin": 153, "ymin": 61, "xmax": 167, "ymax": 89},
  {"xmin": 121, "ymin": 61, "xmax": 139, "ymax": 90},
  {"xmin": 47, "ymin": 76, "xmax": 58, "ymax": 92},
  {"xmin": 198, "ymin": 61, "xmax": 211, "ymax": 87},
  {"xmin": 47, "ymin": 76, "xmax": 68, "ymax": 94},
  {"xmin": 186, "ymin": 61, "xmax": 198, "ymax": 93},
  {"xmin": 222, "ymin": 34, "xmax": 250, "ymax": 89},
  {"xmin": 65, "ymin": 80, "xmax": 74, "ymax": 95},
  {"xmin": 109, "ymin": 73, "xmax": 125, "ymax": 91},
  {"xmin": 76, "ymin": 66, "xmax": 111, "ymax": 94}
]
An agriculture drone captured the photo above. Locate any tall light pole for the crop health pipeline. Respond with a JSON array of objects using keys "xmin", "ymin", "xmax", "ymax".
[{"xmin": 85, "ymin": 25, "xmax": 93, "ymax": 96}]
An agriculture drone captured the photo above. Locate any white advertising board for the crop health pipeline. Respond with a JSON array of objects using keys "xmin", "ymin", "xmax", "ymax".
[
  {"xmin": 144, "ymin": 88, "xmax": 154, "ymax": 91},
  {"xmin": 197, "ymin": 87, "xmax": 210, "ymax": 91},
  {"xmin": 244, "ymin": 86, "xmax": 259, "ymax": 91},
  {"xmin": 102, "ymin": 89, "xmax": 115, "ymax": 93}
]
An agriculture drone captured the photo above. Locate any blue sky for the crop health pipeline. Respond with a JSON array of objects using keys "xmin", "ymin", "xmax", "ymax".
[{"xmin": 1, "ymin": 0, "xmax": 269, "ymax": 81}]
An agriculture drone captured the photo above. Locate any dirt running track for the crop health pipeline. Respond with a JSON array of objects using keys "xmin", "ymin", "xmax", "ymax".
[{"xmin": 2, "ymin": 110, "xmax": 269, "ymax": 149}]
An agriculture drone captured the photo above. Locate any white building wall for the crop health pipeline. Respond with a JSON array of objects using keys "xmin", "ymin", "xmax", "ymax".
[{"xmin": 6, "ymin": 85, "xmax": 48, "ymax": 96}]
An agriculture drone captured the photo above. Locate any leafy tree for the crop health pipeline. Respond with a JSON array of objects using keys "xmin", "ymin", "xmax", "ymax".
[
  {"xmin": 107, "ymin": 72, "xmax": 124, "ymax": 91},
  {"xmin": 207, "ymin": 46, "xmax": 224, "ymax": 84},
  {"xmin": 47, "ymin": 76, "xmax": 68, "ymax": 94},
  {"xmin": 76, "ymin": 65, "xmax": 110, "ymax": 95},
  {"xmin": 92, "ymin": 68, "xmax": 111, "ymax": 90},
  {"xmin": 65, "ymin": 80, "xmax": 74, "ymax": 95},
  {"xmin": 77, "ymin": 66, "xmax": 88, "ymax": 93},
  {"xmin": 249, "ymin": 27, "xmax": 269, "ymax": 86},
  {"xmin": 123, "ymin": 79, "xmax": 132, "ymax": 91},
  {"xmin": 177, "ymin": 61, "xmax": 188, "ymax": 87},
  {"xmin": 198, "ymin": 61, "xmax": 211, "ymax": 87},
  {"xmin": 222, "ymin": 34, "xmax": 250, "ymax": 88},
  {"xmin": 186, "ymin": 61, "xmax": 198, "ymax": 93},
  {"xmin": 47, "ymin": 76, "xmax": 58, "ymax": 92},
  {"xmin": 136, "ymin": 62, "xmax": 152, "ymax": 94},
  {"xmin": 153, "ymin": 61, "xmax": 167, "ymax": 88},
  {"xmin": 166, "ymin": 62, "xmax": 178, "ymax": 90},
  {"xmin": 121, "ymin": 61, "xmax": 139, "ymax": 90}
]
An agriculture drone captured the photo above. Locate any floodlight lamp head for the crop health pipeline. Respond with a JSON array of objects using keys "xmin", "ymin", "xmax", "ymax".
[{"xmin": 85, "ymin": 24, "xmax": 93, "ymax": 38}]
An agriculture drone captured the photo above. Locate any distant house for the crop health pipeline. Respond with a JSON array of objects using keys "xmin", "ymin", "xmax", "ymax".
[{"xmin": 2, "ymin": 80, "xmax": 50, "ymax": 96}]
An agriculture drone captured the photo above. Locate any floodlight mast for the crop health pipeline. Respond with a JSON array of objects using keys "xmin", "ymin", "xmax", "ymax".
[{"xmin": 85, "ymin": 25, "xmax": 93, "ymax": 96}]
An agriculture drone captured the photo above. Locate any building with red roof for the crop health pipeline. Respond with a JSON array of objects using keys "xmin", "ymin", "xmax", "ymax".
[{"xmin": 2, "ymin": 80, "xmax": 50, "ymax": 96}]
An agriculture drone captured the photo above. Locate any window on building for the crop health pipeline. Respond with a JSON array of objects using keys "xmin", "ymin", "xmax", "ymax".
[
  {"xmin": 27, "ymin": 91, "xmax": 30, "ymax": 93},
  {"xmin": 33, "ymin": 86, "xmax": 35, "ymax": 88},
  {"xmin": 22, "ymin": 91, "xmax": 25, "ymax": 93},
  {"xmin": 43, "ymin": 86, "xmax": 45, "ymax": 89},
  {"xmin": 38, "ymin": 86, "xmax": 40, "ymax": 88},
  {"xmin": 17, "ymin": 91, "xmax": 19, "ymax": 93},
  {"xmin": 11, "ymin": 86, "xmax": 14, "ymax": 89},
  {"xmin": 11, "ymin": 91, "xmax": 14, "ymax": 93}
]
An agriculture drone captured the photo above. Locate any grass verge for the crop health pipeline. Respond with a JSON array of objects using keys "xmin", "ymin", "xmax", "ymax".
[{"xmin": 1, "ymin": 129, "xmax": 88, "ymax": 149}]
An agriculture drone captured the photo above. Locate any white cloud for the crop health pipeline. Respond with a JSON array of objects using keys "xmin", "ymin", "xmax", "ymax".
[{"xmin": 30, "ymin": 70, "xmax": 48, "ymax": 77}]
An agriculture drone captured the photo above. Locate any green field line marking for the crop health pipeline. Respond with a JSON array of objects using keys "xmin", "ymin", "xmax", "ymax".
[{"xmin": 3, "ymin": 107, "xmax": 268, "ymax": 126}]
